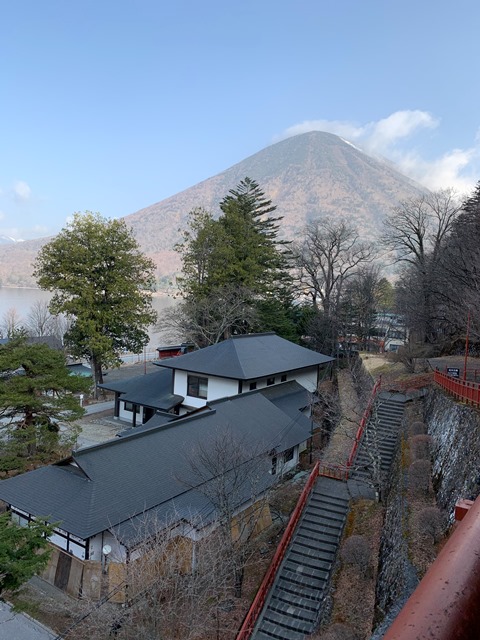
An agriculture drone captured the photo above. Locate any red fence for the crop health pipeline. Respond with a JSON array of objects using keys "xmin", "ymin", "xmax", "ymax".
[
  {"xmin": 236, "ymin": 462, "xmax": 320, "ymax": 640},
  {"xmin": 346, "ymin": 377, "xmax": 382, "ymax": 472},
  {"xmin": 236, "ymin": 378, "xmax": 383, "ymax": 639},
  {"xmin": 434, "ymin": 369, "xmax": 480, "ymax": 408}
]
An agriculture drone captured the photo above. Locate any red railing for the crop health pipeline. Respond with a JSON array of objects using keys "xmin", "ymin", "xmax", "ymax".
[
  {"xmin": 434, "ymin": 369, "xmax": 480, "ymax": 408},
  {"xmin": 236, "ymin": 462, "xmax": 320, "ymax": 640},
  {"xmin": 237, "ymin": 377, "xmax": 383, "ymax": 639},
  {"xmin": 346, "ymin": 377, "xmax": 382, "ymax": 472},
  {"xmin": 317, "ymin": 462, "xmax": 349, "ymax": 481}
]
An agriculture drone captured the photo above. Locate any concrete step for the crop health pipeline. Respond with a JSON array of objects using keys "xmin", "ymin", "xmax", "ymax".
[
  {"xmin": 271, "ymin": 587, "xmax": 322, "ymax": 612},
  {"xmin": 289, "ymin": 541, "xmax": 335, "ymax": 563},
  {"xmin": 268, "ymin": 596, "xmax": 318, "ymax": 623},
  {"xmin": 276, "ymin": 577, "xmax": 325, "ymax": 601},
  {"xmin": 262, "ymin": 607, "xmax": 316, "ymax": 633},
  {"xmin": 260, "ymin": 609, "xmax": 313, "ymax": 640},
  {"xmin": 279, "ymin": 567, "xmax": 328, "ymax": 590},
  {"xmin": 283, "ymin": 559, "xmax": 330, "ymax": 581},
  {"xmin": 255, "ymin": 617, "xmax": 306, "ymax": 640}
]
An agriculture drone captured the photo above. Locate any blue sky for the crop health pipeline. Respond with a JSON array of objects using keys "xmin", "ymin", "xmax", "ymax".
[{"xmin": 1, "ymin": 0, "xmax": 480, "ymax": 239}]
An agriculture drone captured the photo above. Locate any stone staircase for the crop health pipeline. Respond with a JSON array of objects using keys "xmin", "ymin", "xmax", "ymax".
[
  {"xmin": 348, "ymin": 392, "xmax": 405, "ymax": 495},
  {"xmin": 249, "ymin": 391, "xmax": 406, "ymax": 640},
  {"xmin": 251, "ymin": 477, "xmax": 349, "ymax": 639}
]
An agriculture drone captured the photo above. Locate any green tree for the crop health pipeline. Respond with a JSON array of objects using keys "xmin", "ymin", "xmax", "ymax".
[
  {"xmin": 34, "ymin": 212, "xmax": 157, "ymax": 390},
  {"xmin": 174, "ymin": 179, "xmax": 294, "ymax": 343},
  {"xmin": 0, "ymin": 511, "xmax": 53, "ymax": 596},
  {"xmin": 0, "ymin": 338, "xmax": 90, "ymax": 462}
]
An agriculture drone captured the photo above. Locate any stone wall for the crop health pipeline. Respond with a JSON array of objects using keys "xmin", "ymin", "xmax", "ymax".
[
  {"xmin": 372, "ymin": 430, "xmax": 418, "ymax": 637},
  {"xmin": 424, "ymin": 389, "xmax": 480, "ymax": 514}
]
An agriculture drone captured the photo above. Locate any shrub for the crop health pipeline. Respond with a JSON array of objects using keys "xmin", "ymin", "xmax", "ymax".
[
  {"xmin": 408, "ymin": 421, "xmax": 427, "ymax": 437},
  {"xmin": 408, "ymin": 459, "xmax": 431, "ymax": 495},
  {"xmin": 409, "ymin": 434, "xmax": 433, "ymax": 461},
  {"xmin": 416, "ymin": 507, "xmax": 444, "ymax": 543},
  {"xmin": 340, "ymin": 534, "xmax": 371, "ymax": 578}
]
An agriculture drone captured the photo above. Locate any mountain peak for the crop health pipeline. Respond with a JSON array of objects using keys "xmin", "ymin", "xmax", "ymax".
[{"xmin": 0, "ymin": 132, "xmax": 426, "ymax": 287}]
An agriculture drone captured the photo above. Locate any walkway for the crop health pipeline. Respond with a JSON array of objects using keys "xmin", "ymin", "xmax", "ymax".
[
  {"xmin": 250, "ymin": 392, "xmax": 406, "ymax": 639},
  {"xmin": 0, "ymin": 600, "xmax": 55, "ymax": 640}
]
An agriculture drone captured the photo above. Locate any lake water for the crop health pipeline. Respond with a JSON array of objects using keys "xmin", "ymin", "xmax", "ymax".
[{"xmin": 0, "ymin": 287, "xmax": 176, "ymax": 351}]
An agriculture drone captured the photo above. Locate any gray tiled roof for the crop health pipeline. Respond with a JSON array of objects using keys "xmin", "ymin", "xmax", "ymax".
[
  {"xmin": 0, "ymin": 382, "xmax": 312, "ymax": 542},
  {"xmin": 155, "ymin": 333, "xmax": 333, "ymax": 379},
  {"xmin": 99, "ymin": 368, "xmax": 183, "ymax": 411}
]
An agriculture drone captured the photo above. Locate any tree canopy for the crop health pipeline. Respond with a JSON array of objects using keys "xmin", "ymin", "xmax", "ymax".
[
  {"xmin": 0, "ymin": 511, "xmax": 53, "ymax": 596},
  {"xmin": 0, "ymin": 338, "xmax": 90, "ymax": 468},
  {"xmin": 172, "ymin": 178, "xmax": 295, "ymax": 345},
  {"xmin": 34, "ymin": 212, "xmax": 157, "ymax": 388}
]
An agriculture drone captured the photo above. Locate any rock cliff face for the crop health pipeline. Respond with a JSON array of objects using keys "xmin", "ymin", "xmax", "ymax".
[{"xmin": 424, "ymin": 389, "xmax": 480, "ymax": 513}]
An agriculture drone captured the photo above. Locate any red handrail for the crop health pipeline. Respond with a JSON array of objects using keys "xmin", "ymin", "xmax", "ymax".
[
  {"xmin": 346, "ymin": 377, "xmax": 382, "ymax": 472},
  {"xmin": 237, "ymin": 377, "xmax": 382, "ymax": 638},
  {"xmin": 434, "ymin": 369, "xmax": 480, "ymax": 408},
  {"xmin": 236, "ymin": 462, "xmax": 320, "ymax": 640}
]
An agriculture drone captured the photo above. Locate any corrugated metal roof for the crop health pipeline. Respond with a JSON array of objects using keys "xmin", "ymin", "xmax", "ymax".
[
  {"xmin": 0, "ymin": 382, "xmax": 312, "ymax": 541},
  {"xmin": 155, "ymin": 333, "xmax": 333, "ymax": 379}
]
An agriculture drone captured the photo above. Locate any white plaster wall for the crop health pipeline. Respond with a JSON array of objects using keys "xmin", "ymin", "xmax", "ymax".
[
  {"xmin": 294, "ymin": 368, "xmax": 318, "ymax": 392},
  {"xmin": 89, "ymin": 531, "xmax": 127, "ymax": 563},
  {"xmin": 174, "ymin": 370, "xmax": 237, "ymax": 408},
  {"xmin": 119, "ymin": 400, "xmax": 144, "ymax": 424}
]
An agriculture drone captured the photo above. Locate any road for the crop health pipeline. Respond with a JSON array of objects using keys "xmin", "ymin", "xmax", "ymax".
[{"xmin": 0, "ymin": 601, "xmax": 55, "ymax": 640}]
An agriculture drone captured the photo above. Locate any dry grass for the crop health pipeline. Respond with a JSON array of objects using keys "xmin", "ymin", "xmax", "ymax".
[{"xmin": 320, "ymin": 370, "xmax": 361, "ymax": 466}]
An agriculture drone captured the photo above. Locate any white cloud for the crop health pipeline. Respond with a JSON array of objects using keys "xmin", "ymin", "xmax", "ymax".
[
  {"xmin": 13, "ymin": 180, "xmax": 32, "ymax": 202},
  {"xmin": 276, "ymin": 110, "xmax": 479, "ymax": 192}
]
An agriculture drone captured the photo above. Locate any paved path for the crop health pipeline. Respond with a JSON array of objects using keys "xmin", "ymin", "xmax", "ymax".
[{"xmin": 0, "ymin": 601, "xmax": 55, "ymax": 640}]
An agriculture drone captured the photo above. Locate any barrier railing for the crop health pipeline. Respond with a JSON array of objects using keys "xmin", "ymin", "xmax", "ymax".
[
  {"xmin": 434, "ymin": 369, "xmax": 480, "ymax": 408},
  {"xmin": 346, "ymin": 377, "xmax": 382, "ymax": 472},
  {"xmin": 236, "ymin": 462, "xmax": 320, "ymax": 640},
  {"xmin": 236, "ymin": 377, "xmax": 383, "ymax": 639},
  {"xmin": 317, "ymin": 462, "xmax": 349, "ymax": 481}
]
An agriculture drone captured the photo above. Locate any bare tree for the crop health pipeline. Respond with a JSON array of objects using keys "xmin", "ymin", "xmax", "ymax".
[
  {"xmin": 183, "ymin": 430, "xmax": 273, "ymax": 598},
  {"xmin": 294, "ymin": 218, "xmax": 375, "ymax": 354},
  {"xmin": 157, "ymin": 285, "xmax": 257, "ymax": 348},
  {"xmin": 0, "ymin": 307, "xmax": 25, "ymax": 338},
  {"xmin": 25, "ymin": 300, "xmax": 55, "ymax": 336},
  {"xmin": 295, "ymin": 218, "xmax": 376, "ymax": 315},
  {"xmin": 383, "ymin": 189, "xmax": 461, "ymax": 343},
  {"xmin": 61, "ymin": 514, "xmax": 234, "ymax": 640},
  {"xmin": 340, "ymin": 264, "xmax": 385, "ymax": 351}
]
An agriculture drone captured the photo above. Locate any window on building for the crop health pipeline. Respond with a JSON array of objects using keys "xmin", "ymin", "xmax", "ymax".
[
  {"xmin": 266, "ymin": 377, "xmax": 275, "ymax": 386},
  {"xmin": 249, "ymin": 381, "xmax": 257, "ymax": 391},
  {"xmin": 281, "ymin": 374, "xmax": 287, "ymax": 382},
  {"xmin": 283, "ymin": 447, "xmax": 294, "ymax": 463},
  {"xmin": 187, "ymin": 375, "xmax": 208, "ymax": 399},
  {"xmin": 124, "ymin": 402, "xmax": 140, "ymax": 413},
  {"xmin": 271, "ymin": 456, "xmax": 277, "ymax": 475}
]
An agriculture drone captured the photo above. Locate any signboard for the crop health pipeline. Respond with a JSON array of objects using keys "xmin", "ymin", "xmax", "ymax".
[{"xmin": 447, "ymin": 367, "xmax": 460, "ymax": 378}]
